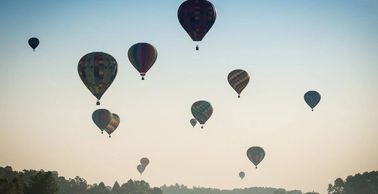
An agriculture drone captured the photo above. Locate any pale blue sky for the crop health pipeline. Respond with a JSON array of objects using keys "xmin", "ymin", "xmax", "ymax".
[{"xmin": 0, "ymin": 1, "xmax": 377, "ymax": 194}]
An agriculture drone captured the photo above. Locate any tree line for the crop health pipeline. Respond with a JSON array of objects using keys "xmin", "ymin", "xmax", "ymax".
[
  {"xmin": 2, "ymin": 166, "xmax": 377, "ymax": 194},
  {"xmin": 0, "ymin": 166, "xmax": 162, "ymax": 194},
  {"xmin": 328, "ymin": 171, "xmax": 378, "ymax": 194},
  {"xmin": 0, "ymin": 166, "xmax": 318, "ymax": 194}
]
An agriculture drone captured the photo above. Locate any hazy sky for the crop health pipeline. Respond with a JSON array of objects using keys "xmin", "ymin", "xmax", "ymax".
[{"xmin": 0, "ymin": 0, "xmax": 377, "ymax": 193}]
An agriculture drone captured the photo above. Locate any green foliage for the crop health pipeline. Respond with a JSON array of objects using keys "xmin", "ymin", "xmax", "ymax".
[
  {"xmin": 112, "ymin": 181, "xmax": 121, "ymax": 194},
  {"xmin": 0, "ymin": 166, "xmax": 162, "ymax": 194},
  {"xmin": 328, "ymin": 171, "xmax": 378, "ymax": 194},
  {"xmin": 0, "ymin": 177, "xmax": 23, "ymax": 194},
  {"xmin": 274, "ymin": 188, "xmax": 287, "ymax": 194},
  {"xmin": 0, "ymin": 166, "xmax": 330, "ymax": 194},
  {"xmin": 24, "ymin": 171, "xmax": 58, "ymax": 194}
]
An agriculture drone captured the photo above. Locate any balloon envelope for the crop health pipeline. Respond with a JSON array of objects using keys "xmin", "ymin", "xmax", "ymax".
[
  {"xmin": 78, "ymin": 52, "xmax": 118, "ymax": 105},
  {"xmin": 140, "ymin": 157, "xmax": 150, "ymax": 167},
  {"xmin": 137, "ymin": 164, "xmax": 145, "ymax": 174},
  {"xmin": 178, "ymin": 0, "xmax": 217, "ymax": 49},
  {"xmin": 228, "ymin": 69, "xmax": 250, "ymax": 98},
  {"xmin": 28, "ymin": 37, "xmax": 39, "ymax": 51},
  {"xmin": 92, "ymin": 109, "xmax": 112, "ymax": 133},
  {"xmin": 247, "ymin": 146, "xmax": 265, "ymax": 168},
  {"xmin": 104, "ymin": 113, "xmax": 120, "ymax": 137},
  {"xmin": 128, "ymin": 43, "xmax": 157, "ymax": 80},
  {"xmin": 239, "ymin": 171, "xmax": 245, "ymax": 179},
  {"xmin": 304, "ymin": 91, "xmax": 321, "ymax": 111},
  {"xmin": 190, "ymin": 118, "xmax": 197, "ymax": 127},
  {"xmin": 191, "ymin": 100, "xmax": 213, "ymax": 127}
]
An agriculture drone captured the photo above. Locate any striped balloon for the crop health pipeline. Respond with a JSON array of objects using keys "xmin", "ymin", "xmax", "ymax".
[
  {"xmin": 247, "ymin": 146, "xmax": 265, "ymax": 169},
  {"xmin": 178, "ymin": 0, "xmax": 217, "ymax": 50},
  {"xmin": 228, "ymin": 69, "xmax": 250, "ymax": 98},
  {"xmin": 304, "ymin": 91, "xmax": 321, "ymax": 111},
  {"xmin": 128, "ymin": 43, "xmax": 158, "ymax": 80},
  {"xmin": 78, "ymin": 52, "xmax": 118, "ymax": 105},
  {"xmin": 191, "ymin": 100, "xmax": 213, "ymax": 128},
  {"xmin": 92, "ymin": 109, "xmax": 112, "ymax": 134},
  {"xmin": 104, "ymin": 113, "xmax": 120, "ymax": 138}
]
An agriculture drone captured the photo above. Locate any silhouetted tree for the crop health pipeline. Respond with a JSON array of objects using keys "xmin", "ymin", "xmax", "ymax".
[
  {"xmin": 87, "ymin": 182, "xmax": 110, "ymax": 194},
  {"xmin": 113, "ymin": 181, "xmax": 121, "ymax": 194},
  {"xmin": 151, "ymin": 187, "xmax": 163, "ymax": 194},
  {"xmin": 121, "ymin": 179, "xmax": 151, "ymax": 194},
  {"xmin": 0, "ymin": 177, "xmax": 23, "ymax": 194},
  {"xmin": 328, "ymin": 178, "xmax": 344, "ymax": 194},
  {"xmin": 24, "ymin": 171, "xmax": 58, "ymax": 194},
  {"xmin": 328, "ymin": 171, "xmax": 378, "ymax": 194}
]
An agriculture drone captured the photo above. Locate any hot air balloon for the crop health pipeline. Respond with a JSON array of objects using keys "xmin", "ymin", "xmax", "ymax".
[
  {"xmin": 128, "ymin": 43, "xmax": 158, "ymax": 80},
  {"xmin": 190, "ymin": 118, "xmax": 197, "ymax": 127},
  {"xmin": 28, "ymin": 37, "xmax": 39, "ymax": 51},
  {"xmin": 104, "ymin": 113, "xmax": 120, "ymax": 138},
  {"xmin": 247, "ymin": 146, "xmax": 265, "ymax": 169},
  {"xmin": 191, "ymin": 100, "xmax": 213, "ymax": 128},
  {"xmin": 228, "ymin": 69, "xmax": 250, "ymax": 98},
  {"xmin": 78, "ymin": 52, "xmax": 117, "ymax": 105},
  {"xmin": 137, "ymin": 164, "xmax": 145, "ymax": 174},
  {"xmin": 178, "ymin": 0, "xmax": 217, "ymax": 50},
  {"xmin": 140, "ymin": 157, "xmax": 150, "ymax": 167},
  {"xmin": 239, "ymin": 171, "xmax": 245, "ymax": 179},
  {"xmin": 304, "ymin": 91, "xmax": 321, "ymax": 111},
  {"xmin": 92, "ymin": 109, "xmax": 112, "ymax": 134}
]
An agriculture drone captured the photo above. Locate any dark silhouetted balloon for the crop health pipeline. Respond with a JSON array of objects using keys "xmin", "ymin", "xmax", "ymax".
[
  {"xmin": 304, "ymin": 91, "xmax": 321, "ymax": 111},
  {"xmin": 128, "ymin": 43, "xmax": 157, "ymax": 80},
  {"xmin": 92, "ymin": 109, "xmax": 112, "ymax": 134},
  {"xmin": 137, "ymin": 164, "xmax": 145, "ymax": 174},
  {"xmin": 190, "ymin": 118, "xmax": 197, "ymax": 127},
  {"xmin": 140, "ymin": 157, "xmax": 150, "ymax": 167},
  {"xmin": 78, "ymin": 52, "xmax": 118, "ymax": 105},
  {"xmin": 228, "ymin": 69, "xmax": 250, "ymax": 98},
  {"xmin": 239, "ymin": 171, "xmax": 245, "ymax": 179},
  {"xmin": 104, "ymin": 113, "xmax": 120, "ymax": 138},
  {"xmin": 178, "ymin": 0, "xmax": 217, "ymax": 50},
  {"xmin": 28, "ymin": 37, "xmax": 39, "ymax": 51},
  {"xmin": 247, "ymin": 146, "xmax": 265, "ymax": 169},
  {"xmin": 191, "ymin": 100, "xmax": 213, "ymax": 128}
]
